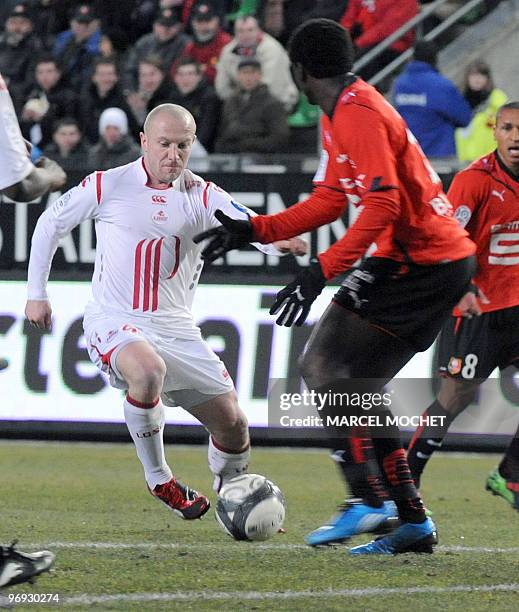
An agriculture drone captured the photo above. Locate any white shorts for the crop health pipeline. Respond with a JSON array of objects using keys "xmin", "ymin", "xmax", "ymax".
[{"xmin": 84, "ymin": 314, "xmax": 234, "ymax": 409}]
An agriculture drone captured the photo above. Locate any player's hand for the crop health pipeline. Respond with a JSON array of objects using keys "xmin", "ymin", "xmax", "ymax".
[
  {"xmin": 193, "ymin": 210, "xmax": 253, "ymax": 263},
  {"xmin": 273, "ymin": 237, "xmax": 308, "ymax": 256},
  {"xmin": 269, "ymin": 258, "xmax": 326, "ymax": 327},
  {"xmin": 36, "ymin": 157, "xmax": 67, "ymax": 190},
  {"xmin": 25, "ymin": 300, "xmax": 52, "ymax": 330},
  {"xmin": 456, "ymin": 287, "xmax": 490, "ymax": 318}
]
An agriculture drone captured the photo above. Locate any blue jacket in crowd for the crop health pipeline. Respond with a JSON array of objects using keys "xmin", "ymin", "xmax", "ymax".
[{"xmin": 393, "ymin": 60, "xmax": 472, "ymax": 157}]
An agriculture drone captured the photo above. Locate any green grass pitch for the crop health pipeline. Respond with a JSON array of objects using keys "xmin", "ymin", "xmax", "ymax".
[{"xmin": 1, "ymin": 441, "xmax": 518, "ymax": 611}]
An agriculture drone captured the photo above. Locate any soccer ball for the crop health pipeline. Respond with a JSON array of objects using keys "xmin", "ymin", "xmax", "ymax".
[{"xmin": 215, "ymin": 474, "xmax": 286, "ymax": 541}]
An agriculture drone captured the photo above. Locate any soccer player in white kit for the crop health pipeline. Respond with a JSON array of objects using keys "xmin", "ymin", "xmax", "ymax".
[
  {"xmin": 25, "ymin": 103, "xmax": 304, "ymax": 520},
  {"xmin": 0, "ymin": 71, "xmax": 65, "ymax": 590}
]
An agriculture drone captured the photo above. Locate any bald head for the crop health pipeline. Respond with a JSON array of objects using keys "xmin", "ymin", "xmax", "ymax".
[
  {"xmin": 140, "ymin": 104, "xmax": 197, "ymax": 187},
  {"xmin": 143, "ymin": 103, "xmax": 196, "ymax": 137}
]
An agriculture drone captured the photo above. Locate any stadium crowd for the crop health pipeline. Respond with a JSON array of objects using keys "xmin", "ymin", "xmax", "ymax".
[{"xmin": 0, "ymin": 0, "xmax": 506, "ymax": 170}]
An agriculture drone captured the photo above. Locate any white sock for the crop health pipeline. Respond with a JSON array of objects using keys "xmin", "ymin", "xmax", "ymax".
[
  {"xmin": 208, "ymin": 436, "xmax": 250, "ymax": 492},
  {"xmin": 124, "ymin": 397, "xmax": 173, "ymax": 489}
]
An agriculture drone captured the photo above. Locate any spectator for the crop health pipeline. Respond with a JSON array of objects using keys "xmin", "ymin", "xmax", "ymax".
[
  {"xmin": 53, "ymin": 3, "xmax": 101, "ymax": 91},
  {"xmin": 393, "ymin": 40, "xmax": 472, "ymax": 158},
  {"xmin": 215, "ymin": 15, "xmax": 298, "ymax": 112},
  {"xmin": 456, "ymin": 60, "xmax": 508, "ymax": 162},
  {"xmin": 0, "ymin": 3, "xmax": 43, "ymax": 109},
  {"xmin": 88, "ymin": 107, "xmax": 141, "ymax": 170},
  {"xmin": 257, "ymin": 0, "xmax": 315, "ymax": 47},
  {"xmin": 341, "ymin": 0, "xmax": 419, "ymax": 81},
  {"xmin": 306, "ymin": 0, "xmax": 350, "ymax": 22},
  {"xmin": 20, "ymin": 55, "xmax": 77, "ymax": 150},
  {"xmin": 126, "ymin": 56, "xmax": 173, "ymax": 125},
  {"xmin": 175, "ymin": 2, "xmax": 231, "ymax": 86},
  {"xmin": 180, "ymin": 0, "xmax": 229, "ymax": 29},
  {"xmin": 43, "ymin": 117, "xmax": 91, "ymax": 171},
  {"xmin": 123, "ymin": 7, "xmax": 190, "ymax": 94},
  {"xmin": 170, "ymin": 57, "xmax": 220, "ymax": 151},
  {"xmin": 78, "ymin": 57, "xmax": 140, "ymax": 144},
  {"xmin": 98, "ymin": 27, "xmax": 130, "ymax": 67},
  {"xmin": 214, "ymin": 57, "xmax": 289, "ymax": 154}
]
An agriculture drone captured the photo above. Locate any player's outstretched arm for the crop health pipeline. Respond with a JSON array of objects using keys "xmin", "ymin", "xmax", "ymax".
[
  {"xmin": 25, "ymin": 300, "xmax": 52, "ymax": 330},
  {"xmin": 193, "ymin": 210, "xmax": 253, "ymax": 263}
]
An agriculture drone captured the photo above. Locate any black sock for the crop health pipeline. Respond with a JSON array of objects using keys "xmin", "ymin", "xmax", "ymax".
[
  {"xmin": 332, "ymin": 438, "xmax": 387, "ymax": 508},
  {"xmin": 372, "ymin": 431, "xmax": 426, "ymax": 524},
  {"xmin": 407, "ymin": 400, "xmax": 454, "ymax": 488}
]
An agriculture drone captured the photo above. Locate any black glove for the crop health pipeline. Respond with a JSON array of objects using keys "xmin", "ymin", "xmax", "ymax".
[
  {"xmin": 193, "ymin": 209, "xmax": 253, "ymax": 263},
  {"xmin": 269, "ymin": 258, "xmax": 326, "ymax": 327}
]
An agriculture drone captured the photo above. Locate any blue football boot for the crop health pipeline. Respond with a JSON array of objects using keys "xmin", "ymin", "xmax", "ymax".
[
  {"xmin": 349, "ymin": 517, "xmax": 437, "ymax": 555},
  {"xmin": 305, "ymin": 499, "xmax": 399, "ymax": 547}
]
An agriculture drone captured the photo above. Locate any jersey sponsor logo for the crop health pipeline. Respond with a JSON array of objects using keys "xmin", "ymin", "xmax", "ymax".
[
  {"xmin": 491, "ymin": 189, "xmax": 505, "ymax": 202},
  {"xmin": 152, "ymin": 210, "xmax": 168, "ymax": 223},
  {"xmin": 454, "ymin": 205, "xmax": 472, "ymax": 228},
  {"xmin": 336, "ymin": 153, "xmax": 357, "ymax": 168},
  {"xmin": 488, "ymin": 232, "xmax": 519, "ymax": 266},
  {"xmin": 151, "ymin": 195, "xmax": 167, "ymax": 204},
  {"xmin": 339, "ymin": 174, "xmax": 366, "ymax": 191},
  {"xmin": 448, "ymin": 357, "xmax": 462, "ymax": 375}
]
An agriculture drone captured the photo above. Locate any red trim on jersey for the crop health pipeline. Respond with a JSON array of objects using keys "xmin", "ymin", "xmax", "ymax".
[
  {"xmin": 133, "ymin": 239, "xmax": 145, "ymax": 310},
  {"xmin": 151, "ymin": 237, "xmax": 163, "ymax": 312},
  {"xmin": 96, "ymin": 171, "xmax": 103, "ymax": 204},
  {"xmin": 203, "ymin": 182, "xmax": 211, "ymax": 208},
  {"xmin": 142, "ymin": 240, "xmax": 155, "ymax": 311},
  {"xmin": 454, "ymin": 317, "xmax": 462, "ymax": 335},
  {"xmin": 126, "ymin": 394, "xmax": 160, "ymax": 409},
  {"xmin": 166, "ymin": 236, "xmax": 181, "ymax": 279},
  {"xmin": 141, "ymin": 158, "xmax": 174, "ymax": 190}
]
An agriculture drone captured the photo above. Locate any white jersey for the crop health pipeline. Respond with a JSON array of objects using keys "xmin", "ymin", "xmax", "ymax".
[
  {"xmin": 0, "ymin": 73, "xmax": 33, "ymax": 190},
  {"xmin": 27, "ymin": 157, "xmax": 281, "ymax": 339}
]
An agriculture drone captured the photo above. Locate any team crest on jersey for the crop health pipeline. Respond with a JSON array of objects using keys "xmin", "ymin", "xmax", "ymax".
[
  {"xmin": 448, "ymin": 357, "xmax": 462, "ymax": 375},
  {"xmin": 152, "ymin": 210, "xmax": 168, "ymax": 223}
]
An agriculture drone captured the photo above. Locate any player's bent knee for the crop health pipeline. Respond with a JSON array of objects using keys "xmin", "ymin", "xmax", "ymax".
[
  {"xmin": 117, "ymin": 343, "xmax": 166, "ymax": 397},
  {"xmin": 438, "ymin": 378, "xmax": 480, "ymax": 416}
]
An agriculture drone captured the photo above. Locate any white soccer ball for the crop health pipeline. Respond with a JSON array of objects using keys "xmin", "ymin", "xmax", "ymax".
[{"xmin": 215, "ymin": 473, "xmax": 286, "ymax": 541}]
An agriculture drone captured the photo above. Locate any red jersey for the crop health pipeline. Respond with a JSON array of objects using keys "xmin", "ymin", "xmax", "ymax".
[
  {"xmin": 448, "ymin": 152, "xmax": 519, "ymax": 313},
  {"xmin": 174, "ymin": 31, "xmax": 232, "ymax": 85},
  {"xmin": 251, "ymin": 79, "xmax": 475, "ymax": 280},
  {"xmin": 340, "ymin": 0, "xmax": 418, "ymax": 53}
]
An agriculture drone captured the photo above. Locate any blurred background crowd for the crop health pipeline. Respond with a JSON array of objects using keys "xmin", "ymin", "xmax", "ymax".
[{"xmin": 0, "ymin": 0, "xmax": 508, "ymax": 172}]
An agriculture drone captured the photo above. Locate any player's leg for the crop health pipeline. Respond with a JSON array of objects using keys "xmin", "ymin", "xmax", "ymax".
[
  {"xmin": 487, "ymin": 421, "xmax": 519, "ymax": 510},
  {"xmin": 408, "ymin": 312, "xmax": 498, "ymax": 488},
  {"xmin": 159, "ymin": 338, "xmax": 250, "ymax": 493},
  {"xmin": 188, "ymin": 391, "xmax": 251, "ymax": 492},
  {"xmin": 115, "ymin": 340, "xmax": 210, "ymax": 519},
  {"xmin": 407, "ymin": 376, "xmax": 480, "ymax": 488},
  {"xmin": 301, "ymin": 302, "xmax": 420, "ymax": 545}
]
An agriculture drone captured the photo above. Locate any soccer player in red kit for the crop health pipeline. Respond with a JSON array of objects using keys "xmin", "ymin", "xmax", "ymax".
[
  {"xmin": 407, "ymin": 102, "xmax": 519, "ymax": 511},
  {"xmin": 194, "ymin": 19, "xmax": 476, "ymax": 554}
]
